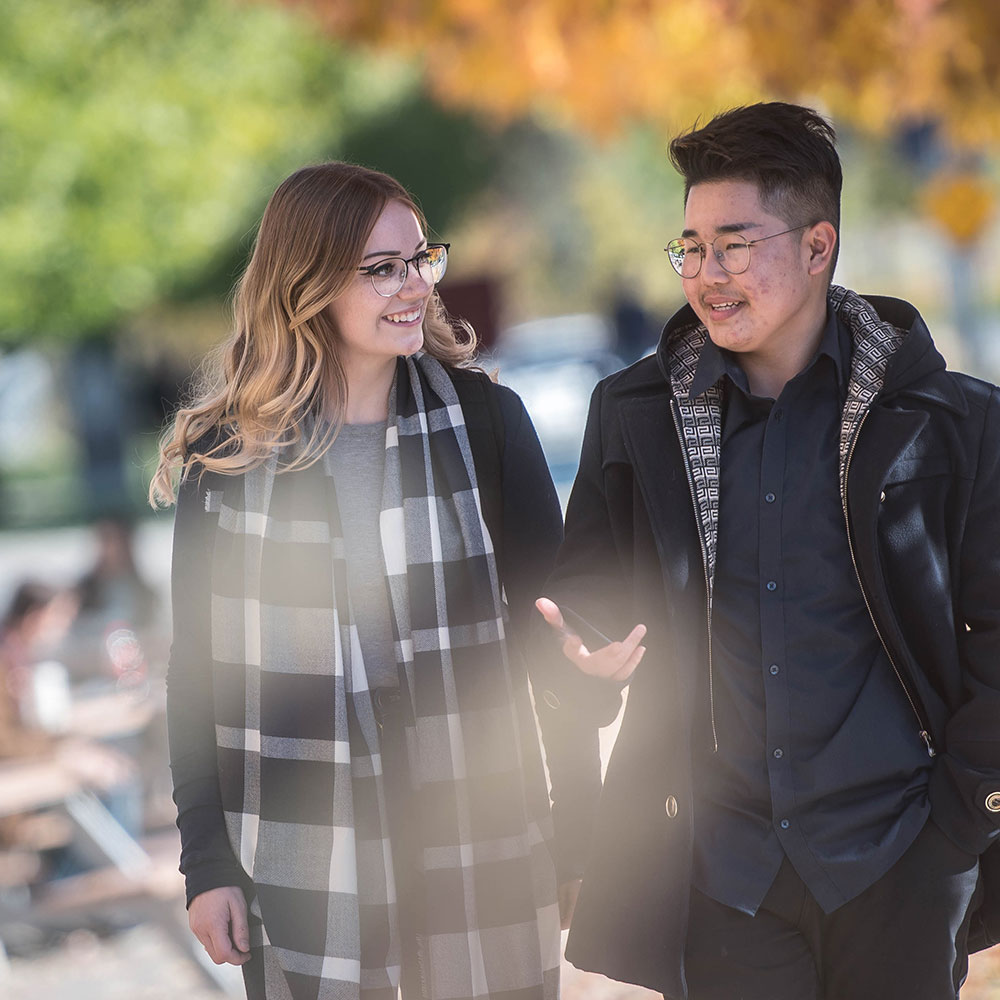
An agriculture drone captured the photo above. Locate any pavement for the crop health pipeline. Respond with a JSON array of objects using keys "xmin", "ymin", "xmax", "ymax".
[
  {"xmin": 0, "ymin": 916, "xmax": 660, "ymax": 1000},
  {"xmin": 3, "ymin": 917, "xmax": 999, "ymax": 998}
]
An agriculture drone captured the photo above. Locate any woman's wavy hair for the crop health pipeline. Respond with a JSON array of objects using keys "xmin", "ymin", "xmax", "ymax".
[{"xmin": 149, "ymin": 162, "xmax": 476, "ymax": 506}]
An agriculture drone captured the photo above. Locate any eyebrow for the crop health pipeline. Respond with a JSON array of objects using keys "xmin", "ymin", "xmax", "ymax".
[
  {"xmin": 681, "ymin": 221, "xmax": 762, "ymax": 239},
  {"xmin": 362, "ymin": 238, "xmax": 427, "ymax": 261}
]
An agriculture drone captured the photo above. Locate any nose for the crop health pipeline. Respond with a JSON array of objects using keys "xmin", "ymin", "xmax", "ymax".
[
  {"xmin": 699, "ymin": 244, "xmax": 729, "ymax": 284},
  {"xmin": 398, "ymin": 260, "xmax": 433, "ymax": 299}
]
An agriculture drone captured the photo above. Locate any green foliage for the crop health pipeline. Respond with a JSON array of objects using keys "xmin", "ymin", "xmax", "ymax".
[
  {"xmin": 339, "ymin": 91, "xmax": 505, "ymax": 236},
  {"xmin": 0, "ymin": 0, "xmax": 374, "ymax": 343}
]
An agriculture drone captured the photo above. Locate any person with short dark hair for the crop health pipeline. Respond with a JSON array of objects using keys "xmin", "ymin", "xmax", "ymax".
[{"xmin": 537, "ymin": 102, "xmax": 1000, "ymax": 999}]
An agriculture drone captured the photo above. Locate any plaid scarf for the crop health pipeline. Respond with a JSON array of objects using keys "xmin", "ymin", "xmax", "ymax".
[{"xmin": 209, "ymin": 353, "xmax": 560, "ymax": 1000}]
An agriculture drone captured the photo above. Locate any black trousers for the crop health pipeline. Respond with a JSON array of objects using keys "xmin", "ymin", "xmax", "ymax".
[{"xmin": 682, "ymin": 818, "xmax": 983, "ymax": 1000}]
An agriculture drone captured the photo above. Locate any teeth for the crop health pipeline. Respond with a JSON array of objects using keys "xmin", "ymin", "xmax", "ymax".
[
  {"xmin": 385, "ymin": 309, "xmax": 421, "ymax": 323},
  {"xmin": 710, "ymin": 301, "xmax": 741, "ymax": 310}
]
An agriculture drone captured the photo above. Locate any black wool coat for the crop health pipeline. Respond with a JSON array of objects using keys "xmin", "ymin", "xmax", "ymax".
[{"xmin": 540, "ymin": 291, "xmax": 1000, "ymax": 999}]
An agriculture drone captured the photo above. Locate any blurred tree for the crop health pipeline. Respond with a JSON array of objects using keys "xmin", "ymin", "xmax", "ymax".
[
  {"xmin": 0, "ymin": 0, "xmax": 518, "ymax": 523},
  {"xmin": 287, "ymin": 0, "xmax": 1000, "ymax": 145},
  {"xmin": 339, "ymin": 91, "xmax": 505, "ymax": 236},
  {"xmin": 287, "ymin": 0, "xmax": 1000, "ymax": 384},
  {"xmin": 0, "ymin": 0, "xmax": 386, "ymax": 345}
]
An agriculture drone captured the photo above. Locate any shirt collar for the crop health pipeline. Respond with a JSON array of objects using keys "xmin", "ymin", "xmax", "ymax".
[{"xmin": 688, "ymin": 306, "xmax": 847, "ymax": 400}]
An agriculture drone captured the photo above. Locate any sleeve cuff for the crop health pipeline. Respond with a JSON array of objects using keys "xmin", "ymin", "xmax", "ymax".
[{"xmin": 183, "ymin": 860, "xmax": 253, "ymax": 908}]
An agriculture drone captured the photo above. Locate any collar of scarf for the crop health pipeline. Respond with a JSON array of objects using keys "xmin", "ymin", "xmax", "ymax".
[
  {"xmin": 209, "ymin": 352, "xmax": 559, "ymax": 1000},
  {"xmin": 664, "ymin": 285, "xmax": 905, "ymax": 600}
]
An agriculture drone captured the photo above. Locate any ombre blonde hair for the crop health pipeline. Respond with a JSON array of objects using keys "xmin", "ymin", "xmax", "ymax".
[{"xmin": 149, "ymin": 162, "xmax": 476, "ymax": 507}]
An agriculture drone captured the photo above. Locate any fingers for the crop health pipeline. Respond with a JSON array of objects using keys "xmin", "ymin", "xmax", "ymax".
[
  {"xmin": 537, "ymin": 597, "xmax": 586, "ymax": 659},
  {"xmin": 536, "ymin": 598, "xmax": 648, "ymax": 680},
  {"xmin": 577, "ymin": 623, "xmax": 647, "ymax": 680},
  {"xmin": 611, "ymin": 641, "xmax": 646, "ymax": 682},
  {"xmin": 561, "ymin": 632, "xmax": 587, "ymax": 662},
  {"xmin": 229, "ymin": 893, "xmax": 251, "ymax": 957},
  {"xmin": 205, "ymin": 922, "xmax": 240, "ymax": 965},
  {"xmin": 189, "ymin": 887, "xmax": 251, "ymax": 966},
  {"xmin": 535, "ymin": 597, "xmax": 565, "ymax": 631}
]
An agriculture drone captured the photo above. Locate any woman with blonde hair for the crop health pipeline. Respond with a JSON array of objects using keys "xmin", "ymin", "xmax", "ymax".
[{"xmin": 152, "ymin": 162, "xmax": 593, "ymax": 1000}]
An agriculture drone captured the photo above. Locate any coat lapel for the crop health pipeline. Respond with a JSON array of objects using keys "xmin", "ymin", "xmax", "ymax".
[{"xmin": 619, "ymin": 394, "xmax": 705, "ymax": 598}]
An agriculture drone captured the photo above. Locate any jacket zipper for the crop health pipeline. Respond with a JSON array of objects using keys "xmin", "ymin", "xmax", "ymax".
[
  {"xmin": 670, "ymin": 399, "xmax": 718, "ymax": 752},
  {"xmin": 841, "ymin": 411, "xmax": 936, "ymax": 757}
]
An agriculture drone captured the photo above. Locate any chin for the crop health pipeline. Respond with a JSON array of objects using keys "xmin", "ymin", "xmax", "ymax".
[
  {"xmin": 399, "ymin": 332, "xmax": 424, "ymax": 357},
  {"xmin": 706, "ymin": 330, "xmax": 746, "ymax": 353}
]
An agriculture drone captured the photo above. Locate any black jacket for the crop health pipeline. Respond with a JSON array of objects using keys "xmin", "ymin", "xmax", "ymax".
[
  {"xmin": 542, "ymin": 288, "xmax": 1000, "ymax": 998},
  {"xmin": 167, "ymin": 370, "xmax": 597, "ymax": 905}
]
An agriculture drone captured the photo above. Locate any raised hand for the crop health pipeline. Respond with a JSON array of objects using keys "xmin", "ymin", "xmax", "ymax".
[{"xmin": 535, "ymin": 597, "xmax": 646, "ymax": 682}]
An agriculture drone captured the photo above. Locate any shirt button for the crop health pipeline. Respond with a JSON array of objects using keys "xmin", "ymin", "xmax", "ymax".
[
  {"xmin": 765, "ymin": 492, "xmax": 776, "ymax": 503},
  {"xmin": 769, "ymin": 664, "xmax": 780, "ymax": 676},
  {"xmin": 773, "ymin": 748, "xmax": 784, "ymax": 759},
  {"xmin": 780, "ymin": 819, "xmax": 791, "ymax": 830},
  {"xmin": 766, "ymin": 581, "xmax": 777, "ymax": 592},
  {"xmin": 665, "ymin": 796, "xmax": 679, "ymax": 818},
  {"xmin": 773, "ymin": 408, "xmax": 783, "ymax": 423}
]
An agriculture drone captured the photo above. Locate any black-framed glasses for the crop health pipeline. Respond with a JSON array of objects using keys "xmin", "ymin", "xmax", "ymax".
[
  {"xmin": 357, "ymin": 243, "xmax": 450, "ymax": 297},
  {"xmin": 664, "ymin": 225, "xmax": 810, "ymax": 278}
]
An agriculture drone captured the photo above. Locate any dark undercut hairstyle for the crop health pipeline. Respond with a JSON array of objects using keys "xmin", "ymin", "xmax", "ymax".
[{"xmin": 669, "ymin": 102, "xmax": 843, "ymax": 272}]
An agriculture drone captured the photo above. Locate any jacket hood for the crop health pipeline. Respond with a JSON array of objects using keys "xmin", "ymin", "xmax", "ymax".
[
  {"xmin": 656, "ymin": 287, "xmax": 963, "ymax": 414},
  {"xmin": 656, "ymin": 285, "xmax": 953, "ymax": 398},
  {"xmin": 856, "ymin": 294, "xmax": 965, "ymax": 415}
]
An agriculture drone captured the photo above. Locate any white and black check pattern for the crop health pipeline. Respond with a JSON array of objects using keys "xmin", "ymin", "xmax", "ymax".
[
  {"xmin": 667, "ymin": 286, "xmax": 907, "ymax": 598},
  {"xmin": 829, "ymin": 286, "xmax": 906, "ymax": 493},
  {"xmin": 667, "ymin": 321, "xmax": 724, "ymax": 596},
  {"xmin": 209, "ymin": 353, "xmax": 560, "ymax": 1000}
]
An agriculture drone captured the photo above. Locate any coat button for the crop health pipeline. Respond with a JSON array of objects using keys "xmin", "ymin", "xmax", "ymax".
[
  {"xmin": 879, "ymin": 490, "xmax": 886, "ymax": 503},
  {"xmin": 986, "ymin": 792, "xmax": 1000, "ymax": 813},
  {"xmin": 665, "ymin": 795, "xmax": 679, "ymax": 818},
  {"xmin": 542, "ymin": 690, "xmax": 561, "ymax": 710}
]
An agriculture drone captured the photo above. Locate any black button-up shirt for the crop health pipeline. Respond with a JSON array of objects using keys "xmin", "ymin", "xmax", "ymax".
[{"xmin": 690, "ymin": 309, "xmax": 933, "ymax": 915}]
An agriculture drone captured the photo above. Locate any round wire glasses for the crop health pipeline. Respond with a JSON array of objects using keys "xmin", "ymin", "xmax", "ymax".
[
  {"xmin": 357, "ymin": 243, "xmax": 450, "ymax": 297},
  {"xmin": 665, "ymin": 226, "xmax": 809, "ymax": 278}
]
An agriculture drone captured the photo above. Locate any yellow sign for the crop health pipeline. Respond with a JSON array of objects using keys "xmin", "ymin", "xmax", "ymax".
[{"xmin": 922, "ymin": 171, "xmax": 996, "ymax": 245}]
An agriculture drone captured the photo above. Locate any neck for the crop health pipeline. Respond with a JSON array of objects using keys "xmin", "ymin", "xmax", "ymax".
[
  {"xmin": 739, "ymin": 300, "xmax": 828, "ymax": 399},
  {"xmin": 343, "ymin": 357, "xmax": 396, "ymax": 424}
]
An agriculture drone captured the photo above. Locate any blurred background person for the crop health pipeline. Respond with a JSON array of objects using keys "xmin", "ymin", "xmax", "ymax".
[
  {"xmin": 74, "ymin": 517, "xmax": 158, "ymax": 636},
  {"xmin": 0, "ymin": 581, "xmax": 77, "ymax": 757},
  {"xmin": 0, "ymin": 580, "xmax": 142, "ymax": 881}
]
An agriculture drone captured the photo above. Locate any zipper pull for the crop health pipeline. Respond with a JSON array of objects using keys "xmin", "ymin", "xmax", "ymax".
[{"xmin": 920, "ymin": 730, "xmax": 937, "ymax": 758}]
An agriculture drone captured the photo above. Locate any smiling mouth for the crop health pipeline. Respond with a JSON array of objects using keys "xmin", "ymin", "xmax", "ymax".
[
  {"xmin": 383, "ymin": 308, "xmax": 422, "ymax": 324},
  {"xmin": 706, "ymin": 300, "xmax": 743, "ymax": 315}
]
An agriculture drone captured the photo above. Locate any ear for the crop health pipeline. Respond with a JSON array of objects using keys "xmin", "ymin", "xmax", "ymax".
[{"xmin": 805, "ymin": 221, "xmax": 837, "ymax": 277}]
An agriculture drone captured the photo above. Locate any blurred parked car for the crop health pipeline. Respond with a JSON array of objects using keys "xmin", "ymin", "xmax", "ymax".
[{"xmin": 493, "ymin": 314, "xmax": 625, "ymax": 507}]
